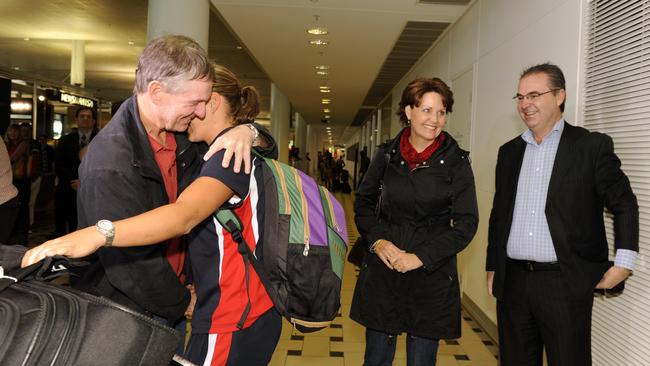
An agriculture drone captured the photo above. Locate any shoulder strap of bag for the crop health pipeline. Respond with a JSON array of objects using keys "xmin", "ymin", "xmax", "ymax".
[
  {"xmin": 214, "ymin": 210, "xmax": 268, "ymax": 330},
  {"xmin": 375, "ymin": 149, "xmax": 391, "ymax": 218}
]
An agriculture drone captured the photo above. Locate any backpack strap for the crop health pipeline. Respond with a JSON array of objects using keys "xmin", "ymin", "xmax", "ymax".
[
  {"xmin": 375, "ymin": 148, "xmax": 391, "ymax": 220},
  {"xmin": 214, "ymin": 210, "xmax": 252, "ymax": 330}
]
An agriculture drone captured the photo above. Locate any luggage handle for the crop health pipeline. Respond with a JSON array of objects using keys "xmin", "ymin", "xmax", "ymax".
[
  {"xmin": 0, "ymin": 266, "xmax": 18, "ymax": 282},
  {"xmin": 1, "ymin": 255, "xmax": 86, "ymax": 287}
]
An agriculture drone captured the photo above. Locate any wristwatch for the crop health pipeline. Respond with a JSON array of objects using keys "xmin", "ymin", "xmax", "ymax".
[{"xmin": 96, "ymin": 219, "xmax": 115, "ymax": 247}]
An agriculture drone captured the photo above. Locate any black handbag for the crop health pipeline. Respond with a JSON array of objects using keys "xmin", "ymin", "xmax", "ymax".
[
  {"xmin": 347, "ymin": 150, "xmax": 391, "ymax": 267},
  {"xmin": 347, "ymin": 237, "xmax": 368, "ymax": 267},
  {"xmin": 0, "ymin": 256, "xmax": 182, "ymax": 366}
]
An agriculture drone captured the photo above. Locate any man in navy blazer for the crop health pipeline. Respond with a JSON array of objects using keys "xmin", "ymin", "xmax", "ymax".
[
  {"xmin": 53, "ymin": 107, "xmax": 97, "ymax": 236},
  {"xmin": 486, "ymin": 63, "xmax": 638, "ymax": 366}
]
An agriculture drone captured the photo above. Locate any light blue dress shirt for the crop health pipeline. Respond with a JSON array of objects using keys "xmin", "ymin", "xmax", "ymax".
[{"xmin": 506, "ymin": 119, "xmax": 636, "ymax": 270}]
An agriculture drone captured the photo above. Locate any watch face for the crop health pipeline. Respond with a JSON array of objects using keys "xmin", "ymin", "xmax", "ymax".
[{"xmin": 98, "ymin": 220, "xmax": 113, "ymax": 231}]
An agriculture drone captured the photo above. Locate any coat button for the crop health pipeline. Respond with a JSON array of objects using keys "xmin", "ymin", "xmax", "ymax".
[
  {"xmin": 400, "ymin": 161, "xmax": 405, "ymax": 165},
  {"xmin": 440, "ymin": 159, "xmax": 444, "ymax": 164},
  {"xmin": 181, "ymin": 162, "xmax": 186, "ymax": 167}
]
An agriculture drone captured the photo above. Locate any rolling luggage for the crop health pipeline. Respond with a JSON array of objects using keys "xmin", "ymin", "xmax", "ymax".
[{"xmin": 0, "ymin": 255, "xmax": 182, "ymax": 366}]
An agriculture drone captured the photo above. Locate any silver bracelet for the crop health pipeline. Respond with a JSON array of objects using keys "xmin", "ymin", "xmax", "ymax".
[
  {"xmin": 369, "ymin": 239, "xmax": 382, "ymax": 253},
  {"xmin": 246, "ymin": 123, "xmax": 259, "ymax": 143}
]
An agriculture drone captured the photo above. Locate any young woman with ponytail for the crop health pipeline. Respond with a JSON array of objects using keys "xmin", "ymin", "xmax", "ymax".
[{"xmin": 22, "ymin": 64, "xmax": 282, "ymax": 366}]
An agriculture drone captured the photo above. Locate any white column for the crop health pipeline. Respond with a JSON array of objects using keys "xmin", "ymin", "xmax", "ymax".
[
  {"xmin": 376, "ymin": 109, "xmax": 382, "ymax": 145},
  {"xmin": 369, "ymin": 115, "xmax": 377, "ymax": 157},
  {"xmin": 147, "ymin": 0, "xmax": 210, "ymax": 50},
  {"xmin": 70, "ymin": 40, "xmax": 85, "ymax": 87},
  {"xmin": 31, "ymin": 83, "xmax": 38, "ymax": 138},
  {"xmin": 271, "ymin": 83, "xmax": 290, "ymax": 164}
]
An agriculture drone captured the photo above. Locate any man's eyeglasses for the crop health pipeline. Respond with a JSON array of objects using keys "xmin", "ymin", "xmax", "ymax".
[{"xmin": 513, "ymin": 89, "xmax": 559, "ymax": 103}]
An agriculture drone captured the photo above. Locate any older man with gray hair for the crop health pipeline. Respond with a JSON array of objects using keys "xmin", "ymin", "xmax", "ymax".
[{"xmin": 70, "ymin": 34, "xmax": 276, "ymax": 329}]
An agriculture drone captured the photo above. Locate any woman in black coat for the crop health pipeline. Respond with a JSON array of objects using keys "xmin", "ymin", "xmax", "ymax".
[{"xmin": 350, "ymin": 77, "xmax": 479, "ymax": 366}]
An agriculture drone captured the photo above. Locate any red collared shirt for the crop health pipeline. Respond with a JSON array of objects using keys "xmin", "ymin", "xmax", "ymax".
[{"xmin": 148, "ymin": 132, "xmax": 185, "ymax": 282}]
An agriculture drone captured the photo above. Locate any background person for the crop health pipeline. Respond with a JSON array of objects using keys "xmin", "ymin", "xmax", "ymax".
[
  {"xmin": 358, "ymin": 146, "xmax": 370, "ymax": 188},
  {"xmin": 19, "ymin": 123, "xmax": 43, "ymax": 229},
  {"xmin": 0, "ymin": 137, "xmax": 19, "ymax": 243},
  {"xmin": 52, "ymin": 107, "xmax": 97, "ymax": 237},
  {"xmin": 5, "ymin": 124, "xmax": 32, "ymax": 244},
  {"xmin": 486, "ymin": 63, "xmax": 638, "ymax": 366},
  {"xmin": 351, "ymin": 77, "xmax": 479, "ymax": 366},
  {"xmin": 23, "ymin": 64, "xmax": 281, "ymax": 366}
]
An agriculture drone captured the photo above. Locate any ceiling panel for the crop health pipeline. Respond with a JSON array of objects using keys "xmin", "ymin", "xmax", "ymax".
[
  {"xmin": 212, "ymin": 0, "xmax": 466, "ymax": 142},
  {"xmin": 352, "ymin": 21, "xmax": 449, "ymax": 126},
  {"xmin": 0, "ymin": 0, "xmax": 469, "ymax": 145}
]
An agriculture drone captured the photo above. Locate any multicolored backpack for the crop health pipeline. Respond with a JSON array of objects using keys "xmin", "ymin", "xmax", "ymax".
[{"xmin": 215, "ymin": 155, "xmax": 348, "ymax": 333}]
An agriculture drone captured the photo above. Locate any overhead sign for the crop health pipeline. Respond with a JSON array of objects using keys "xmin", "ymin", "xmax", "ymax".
[{"xmin": 60, "ymin": 92, "xmax": 95, "ymax": 108}]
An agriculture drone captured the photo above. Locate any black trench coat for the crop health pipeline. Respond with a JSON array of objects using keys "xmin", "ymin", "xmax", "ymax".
[{"xmin": 350, "ymin": 129, "xmax": 478, "ymax": 340}]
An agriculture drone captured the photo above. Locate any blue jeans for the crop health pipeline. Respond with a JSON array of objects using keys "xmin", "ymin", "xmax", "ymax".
[{"xmin": 364, "ymin": 328, "xmax": 439, "ymax": 366}]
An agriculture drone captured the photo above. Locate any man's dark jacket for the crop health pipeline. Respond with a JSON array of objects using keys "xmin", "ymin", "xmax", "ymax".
[
  {"xmin": 73, "ymin": 95, "xmax": 276, "ymax": 324},
  {"xmin": 486, "ymin": 122, "xmax": 638, "ymax": 300},
  {"xmin": 55, "ymin": 129, "xmax": 97, "ymax": 195},
  {"xmin": 350, "ymin": 129, "xmax": 478, "ymax": 339}
]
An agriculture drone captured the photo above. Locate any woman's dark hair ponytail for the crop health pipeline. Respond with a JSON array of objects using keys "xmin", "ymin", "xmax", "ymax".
[
  {"xmin": 211, "ymin": 63, "xmax": 260, "ymax": 124},
  {"xmin": 236, "ymin": 86, "xmax": 260, "ymax": 124}
]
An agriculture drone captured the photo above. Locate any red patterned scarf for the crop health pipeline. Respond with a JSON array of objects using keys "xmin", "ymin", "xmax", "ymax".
[{"xmin": 399, "ymin": 127, "xmax": 445, "ymax": 170}]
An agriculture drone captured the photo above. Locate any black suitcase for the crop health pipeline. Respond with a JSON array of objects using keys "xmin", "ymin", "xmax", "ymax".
[{"xmin": 0, "ymin": 256, "xmax": 183, "ymax": 366}]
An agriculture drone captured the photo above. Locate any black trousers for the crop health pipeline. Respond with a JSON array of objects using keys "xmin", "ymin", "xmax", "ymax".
[
  {"xmin": 0, "ymin": 196, "xmax": 20, "ymax": 244},
  {"xmin": 54, "ymin": 185, "xmax": 77, "ymax": 235},
  {"xmin": 497, "ymin": 259, "xmax": 593, "ymax": 366},
  {"xmin": 184, "ymin": 308, "xmax": 281, "ymax": 366},
  {"xmin": 10, "ymin": 179, "xmax": 31, "ymax": 244}
]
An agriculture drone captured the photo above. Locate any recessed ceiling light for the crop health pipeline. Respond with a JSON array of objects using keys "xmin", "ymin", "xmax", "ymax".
[
  {"xmin": 23, "ymin": 37, "xmax": 30, "ymax": 41},
  {"xmin": 12, "ymin": 66, "xmax": 20, "ymax": 71},
  {"xmin": 314, "ymin": 65, "xmax": 330, "ymax": 70},
  {"xmin": 320, "ymin": 89, "xmax": 331, "ymax": 93},
  {"xmin": 323, "ymin": 108, "xmax": 330, "ymax": 113},
  {"xmin": 128, "ymin": 41, "xmax": 135, "ymax": 46},
  {"xmin": 38, "ymin": 95, "xmax": 45, "ymax": 101},
  {"xmin": 309, "ymin": 39, "xmax": 329, "ymax": 46},
  {"xmin": 316, "ymin": 71, "xmax": 328, "ymax": 76},
  {"xmin": 307, "ymin": 27, "xmax": 328, "ymax": 35},
  {"xmin": 236, "ymin": 46, "xmax": 243, "ymax": 50},
  {"xmin": 325, "ymin": 116, "xmax": 331, "ymax": 120},
  {"xmin": 321, "ymin": 99, "xmax": 331, "ymax": 104},
  {"xmin": 319, "ymin": 86, "xmax": 330, "ymax": 90}
]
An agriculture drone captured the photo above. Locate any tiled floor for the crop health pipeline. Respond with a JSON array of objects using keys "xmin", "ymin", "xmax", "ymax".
[{"xmin": 268, "ymin": 193, "xmax": 499, "ymax": 366}]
